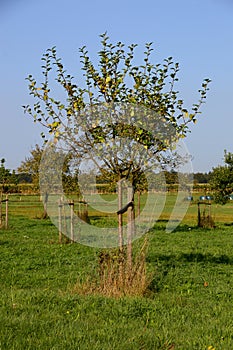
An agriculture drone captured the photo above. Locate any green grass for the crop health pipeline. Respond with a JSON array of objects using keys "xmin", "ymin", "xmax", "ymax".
[
  {"xmin": 3, "ymin": 192, "xmax": 233, "ymax": 225},
  {"xmin": 1, "ymin": 205, "xmax": 233, "ymax": 349}
]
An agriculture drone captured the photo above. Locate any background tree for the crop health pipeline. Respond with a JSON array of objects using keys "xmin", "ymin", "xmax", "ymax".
[
  {"xmin": 193, "ymin": 172, "xmax": 211, "ymax": 184},
  {"xmin": 18, "ymin": 144, "xmax": 43, "ymax": 187},
  {"xmin": 0, "ymin": 158, "xmax": 12, "ymax": 193},
  {"xmin": 18, "ymin": 144, "xmax": 76, "ymax": 193},
  {"xmin": 210, "ymin": 150, "xmax": 233, "ymax": 204}
]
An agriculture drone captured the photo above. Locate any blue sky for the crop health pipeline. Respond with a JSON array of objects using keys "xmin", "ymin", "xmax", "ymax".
[{"xmin": 0, "ymin": 0, "xmax": 232, "ymax": 172}]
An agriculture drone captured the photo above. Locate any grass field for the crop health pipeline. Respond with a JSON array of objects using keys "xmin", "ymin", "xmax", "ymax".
[
  {"xmin": 0, "ymin": 194, "xmax": 233, "ymax": 349},
  {"xmin": 5, "ymin": 192, "xmax": 233, "ymax": 224}
]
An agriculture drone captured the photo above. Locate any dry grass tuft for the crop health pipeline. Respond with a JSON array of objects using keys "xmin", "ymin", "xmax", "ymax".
[{"xmin": 72, "ymin": 237, "xmax": 153, "ymax": 298}]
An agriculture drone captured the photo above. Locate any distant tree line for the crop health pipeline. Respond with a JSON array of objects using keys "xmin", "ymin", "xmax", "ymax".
[
  {"xmin": 0, "ymin": 147, "xmax": 231, "ymax": 199},
  {"xmin": 0, "ymin": 148, "xmax": 213, "ymax": 195}
]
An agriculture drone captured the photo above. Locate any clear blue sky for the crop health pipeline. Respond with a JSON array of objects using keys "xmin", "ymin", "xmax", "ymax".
[{"xmin": 0, "ymin": 0, "xmax": 232, "ymax": 172}]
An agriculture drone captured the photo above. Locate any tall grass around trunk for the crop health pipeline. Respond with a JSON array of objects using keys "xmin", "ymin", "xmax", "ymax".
[{"xmin": 73, "ymin": 236, "xmax": 153, "ymax": 298}]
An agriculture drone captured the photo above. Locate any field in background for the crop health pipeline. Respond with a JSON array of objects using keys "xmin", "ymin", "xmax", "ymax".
[
  {"xmin": 0, "ymin": 193, "xmax": 233, "ymax": 349},
  {"xmin": 3, "ymin": 192, "xmax": 233, "ymax": 226}
]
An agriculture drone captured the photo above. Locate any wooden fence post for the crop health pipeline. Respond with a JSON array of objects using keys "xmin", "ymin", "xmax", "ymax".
[
  {"xmin": 197, "ymin": 202, "xmax": 201, "ymax": 227},
  {"xmin": 5, "ymin": 195, "xmax": 8, "ymax": 229},
  {"xmin": 137, "ymin": 191, "xmax": 140, "ymax": 217},
  {"xmin": 118, "ymin": 179, "xmax": 123, "ymax": 250},
  {"xmin": 70, "ymin": 200, "xmax": 74, "ymax": 243},
  {"xmin": 62, "ymin": 200, "xmax": 68, "ymax": 238},
  {"xmin": 0, "ymin": 194, "xmax": 2, "ymax": 228},
  {"xmin": 127, "ymin": 186, "xmax": 134, "ymax": 271},
  {"xmin": 0, "ymin": 195, "xmax": 9, "ymax": 229},
  {"xmin": 58, "ymin": 199, "xmax": 62, "ymax": 243}
]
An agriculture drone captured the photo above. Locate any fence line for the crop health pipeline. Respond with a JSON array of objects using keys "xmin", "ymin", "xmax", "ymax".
[{"xmin": 57, "ymin": 198, "xmax": 87, "ymax": 243}]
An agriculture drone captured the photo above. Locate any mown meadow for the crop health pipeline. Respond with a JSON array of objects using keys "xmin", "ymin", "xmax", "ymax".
[{"xmin": 0, "ymin": 194, "xmax": 233, "ymax": 349}]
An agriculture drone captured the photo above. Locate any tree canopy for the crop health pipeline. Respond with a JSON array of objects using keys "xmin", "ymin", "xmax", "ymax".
[
  {"xmin": 18, "ymin": 144, "xmax": 79, "ymax": 194},
  {"xmin": 0, "ymin": 158, "xmax": 16, "ymax": 192},
  {"xmin": 210, "ymin": 150, "xmax": 233, "ymax": 204},
  {"xmin": 23, "ymin": 33, "xmax": 210, "ymax": 192},
  {"xmin": 17, "ymin": 144, "xmax": 43, "ymax": 185}
]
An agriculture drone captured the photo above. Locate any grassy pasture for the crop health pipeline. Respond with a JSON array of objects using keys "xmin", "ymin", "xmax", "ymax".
[
  {"xmin": 5, "ymin": 192, "xmax": 233, "ymax": 225},
  {"xmin": 0, "ymin": 193, "xmax": 233, "ymax": 349}
]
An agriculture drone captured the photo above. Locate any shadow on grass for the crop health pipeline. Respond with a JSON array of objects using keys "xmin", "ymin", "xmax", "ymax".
[
  {"xmin": 147, "ymin": 251, "xmax": 233, "ymax": 265},
  {"xmin": 153, "ymin": 220, "xmax": 201, "ymax": 232},
  {"xmin": 146, "ymin": 251, "xmax": 233, "ymax": 294},
  {"xmin": 224, "ymin": 222, "xmax": 233, "ymax": 227},
  {"xmin": 153, "ymin": 219, "xmax": 225, "ymax": 232}
]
